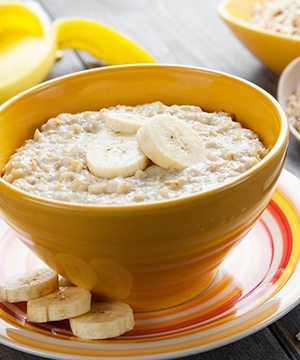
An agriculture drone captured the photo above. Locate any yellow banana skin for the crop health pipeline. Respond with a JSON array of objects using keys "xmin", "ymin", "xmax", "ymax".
[
  {"xmin": 0, "ymin": 2, "xmax": 156, "ymax": 104},
  {"xmin": 0, "ymin": 1, "xmax": 55, "ymax": 103},
  {"xmin": 54, "ymin": 18, "xmax": 156, "ymax": 65},
  {"xmin": 0, "ymin": 2, "xmax": 44, "ymax": 37}
]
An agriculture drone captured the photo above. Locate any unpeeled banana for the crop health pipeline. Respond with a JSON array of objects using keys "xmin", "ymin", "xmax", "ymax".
[{"xmin": 0, "ymin": 1, "xmax": 155, "ymax": 104}]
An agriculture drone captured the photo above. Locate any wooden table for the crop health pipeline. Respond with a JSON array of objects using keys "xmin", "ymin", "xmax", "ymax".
[{"xmin": 1, "ymin": 0, "xmax": 300, "ymax": 359}]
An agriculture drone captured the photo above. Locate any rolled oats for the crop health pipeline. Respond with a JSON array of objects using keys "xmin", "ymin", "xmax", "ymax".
[
  {"xmin": 250, "ymin": 0, "xmax": 300, "ymax": 38},
  {"xmin": 1, "ymin": 102, "xmax": 269, "ymax": 205}
]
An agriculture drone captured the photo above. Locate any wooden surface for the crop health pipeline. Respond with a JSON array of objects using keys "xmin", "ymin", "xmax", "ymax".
[{"xmin": 1, "ymin": 0, "xmax": 300, "ymax": 359}]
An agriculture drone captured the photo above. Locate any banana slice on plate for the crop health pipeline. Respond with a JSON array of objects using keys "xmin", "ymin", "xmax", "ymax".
[
  {"xmin": 86, "ymin": 130, "xmax": 148, "ymax": 178},
  {"xmin": 136, "ymin": 114, "xmax": 206, "ymax": 170},
  {"xmin": 0, "ymin": 268, "xmax": 58, "ymax": 303},
  {"xmin": 102, "ymin": 110, "xmax": 149, "ymax": 134},
  {"xmin": 69, "ymin": 302, "xmax": 134, "ymax": 340},
  {"xmin": 56, "ymin": 253, "xmax": 98, "ymax": 290},
  {"xmin": 90, "ymin": 259, "xmax": 133, "ymax": 301},
  {"xmin": 27, "ymin": 286, "xmax": 91, "ymax": 323}
]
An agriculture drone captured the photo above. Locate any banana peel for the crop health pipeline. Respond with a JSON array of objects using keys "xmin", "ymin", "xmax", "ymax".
[{"xmin": 0, "ymin": 1, "xmax": 156, "ymax": 104}]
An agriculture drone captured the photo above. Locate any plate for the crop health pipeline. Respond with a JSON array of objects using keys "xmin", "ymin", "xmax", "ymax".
[{"xmin": 1, "ymin": 169, "xmax": 300, "ymax": 360}]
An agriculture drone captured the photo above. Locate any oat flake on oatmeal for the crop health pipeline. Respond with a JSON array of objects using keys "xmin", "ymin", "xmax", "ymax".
[
  {"xmin": 249, "ymin": 0, "xmax": 300, "ymax": 38},
  {"xmin": 1, "ymin": 102, "xmax": 269, "ymax": 205}
]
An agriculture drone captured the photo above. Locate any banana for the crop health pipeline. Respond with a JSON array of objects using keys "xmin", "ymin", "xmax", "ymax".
[
  {"xmin": 32, "ymin": 244, "xmax": 60, "ymax": 273},
  {"xmin": 69, "ymin": 302, "xmax": 134, "ymax": 340},
  {"xmin": 86, "ymin": 130, "xmax": 148, "ymax": 178},
  {"xmin": 0, "ymin": 268, "xmax": 58, "ymax": 303},
  {"xmin": 136, "ymin": 114, "xmax": 207, "ymax": 170},
  {"xmin": 0, "ymin": 3, "xmax": 155, "ymax": 104},
  {"xmin": 1, "ymin": 266, "xmax": 135, "ymax": 337},
  {"xmin": 56, "ymin": 253, "xmax": 98, "ymax": 290},
  {"xmin": 101, "ymin": 110, "xmax": 149, "ymax": 134},
  {"xmin": 54, "ymin": 18, "xmax": 155, "ymax": 65},
  {"xmin": 0, "ymin": 2, "xmax": 55, "ymax": 104},
  {"xmin": 0, "ymin": 2, "xmax": 45, "ymax": 37},
  {"xmin": 27, "ymin": 286, "xmax": 91, "ymax": 323},
  {"xmin": 90, "ymin": 259, "xmax": 133, "ymax": 301}
]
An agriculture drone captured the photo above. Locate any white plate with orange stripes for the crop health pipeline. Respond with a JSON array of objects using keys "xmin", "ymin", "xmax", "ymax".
[{"xmin": 1, "ymin": 169, "xmax": 300, "ymax": 360}]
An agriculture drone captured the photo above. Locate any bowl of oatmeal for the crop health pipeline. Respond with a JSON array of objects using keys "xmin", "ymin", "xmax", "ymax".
[
  {"xmin": 218, "ymin": 0, "xmax": 300, "ymax": 74},
  {"xmin": 0, "ymin": 64, "xmax": 289, "ymax": 311},
  {"xmin": 278, "ymin": 56, "xmax": 300, "ymax": 141}
]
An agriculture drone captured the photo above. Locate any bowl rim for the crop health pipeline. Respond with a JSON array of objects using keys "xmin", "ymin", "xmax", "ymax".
[
  {"xmin": 0, "ymin": 63, "xmax": 290, "ymax": 212},
  {"xmin": 218, "ymin": 0, "xmax": 300, "ymax": 43},
  {"xmin": 277, "ymin": 56, "xmax": 300, "ymax": 142}
]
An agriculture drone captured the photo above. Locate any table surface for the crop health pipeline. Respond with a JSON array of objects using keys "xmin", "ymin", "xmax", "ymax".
[{"xmin": 1, "ymin": 0, "xmax": 300, "ymax": 359}]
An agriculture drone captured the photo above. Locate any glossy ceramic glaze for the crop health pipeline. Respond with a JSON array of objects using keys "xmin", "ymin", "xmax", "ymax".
[
  {"xmin": 0, "ymin": 64, "xmax": 289, "ymax": 311},
  {"xmin": 278, "ymin": 57, "xmax": 300, "ymax": 142},
  {"xmin": 218, "ymin": 0, "xmax": 300, "ymax": 74},
  {"xmin": 1, "ymin": 170, "xmax": 300, "ymax": 358}
]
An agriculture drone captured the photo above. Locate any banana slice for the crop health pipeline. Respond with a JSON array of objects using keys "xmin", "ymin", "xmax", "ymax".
[
  {"xmin": 0, "ymin": 268, "xmax": 58, "ymax": 303},
  {"xmin": 69, "ymin": 302, "xmax": 134, "ymax": 339},
  {"xmin": 86, "ymin": 130, "xmax": 148, "ymax": 178},
  {"xmin": 102, "ymin": 110, "xmax": 148, "ymax": 134},
  {"xmin": 32, "ymin": 244, "xmax": 60, "ymax": 273},
  {"xmin": 56, "ymin": 253, "xmax": 97, "ymax": 290},
  {"xmin": 27, "ymin": 286, "xmax": 91, "ymax": 323},
  {"xmin": 90, "ymin": 259, "xmax": 133, "ymax": 301},
  {"xmin": 136, "ymin": 114, "xmax": 206, "ymax": 170}
]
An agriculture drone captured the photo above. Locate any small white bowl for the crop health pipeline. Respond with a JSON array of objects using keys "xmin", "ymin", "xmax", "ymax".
[{"xmin": 278, "ymin": 57, "xmax": 300, "ymax": 142}]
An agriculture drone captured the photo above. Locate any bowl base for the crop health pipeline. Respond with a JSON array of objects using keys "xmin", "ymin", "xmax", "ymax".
[{"xmin": 123, "ymin": 269, "xmax": 218, "ymax": 312}]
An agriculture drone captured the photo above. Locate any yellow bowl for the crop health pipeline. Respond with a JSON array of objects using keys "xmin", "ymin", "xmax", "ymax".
[
  {"xmin": 218, "ymin": 0, "xmax": 300, "ymax": 74},
  {"xmin": 0, "ymin": 64, "xmax": 289, "ymax": 311}
]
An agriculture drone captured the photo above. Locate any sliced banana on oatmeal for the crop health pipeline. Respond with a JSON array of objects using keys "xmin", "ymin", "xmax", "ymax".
[
  {"xmin": 86, "ymin": 130, "xmax": 148, "ymax": 178},
  {"xmin": 136, "ymin": 114, "xmax": 206, "ymax": 170},
  {"xmin": 0, "ymin": 268, "xmax": 58, "ymax": 303},
  {"xmin": 27, "ymin": 286, "xmax": 91, "ymax": 323},
  {"xmin": 102, "ymin": 110, "xmax": 148, "ymax": 134},
  {"xmin": 69, "ymin": 302, "xmax": 134, "ymax": 340}
]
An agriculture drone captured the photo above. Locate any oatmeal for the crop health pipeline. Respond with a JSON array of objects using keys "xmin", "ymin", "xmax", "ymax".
[
  {"xmin": 286, "ymin": 89, "xmax": 300, "ymax": 133},
  {"xmin": 1, "ymin": 102, "xmax": 269, "ymax": 205},
  {"xmin": 249, "ymin": 0, "xmax": 300, "ymax": 38}
]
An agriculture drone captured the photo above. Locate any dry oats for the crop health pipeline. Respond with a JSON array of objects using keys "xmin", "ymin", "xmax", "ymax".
[{"xmin": 250, "ymin": 0, "xmax": 300, "ymax": 37}]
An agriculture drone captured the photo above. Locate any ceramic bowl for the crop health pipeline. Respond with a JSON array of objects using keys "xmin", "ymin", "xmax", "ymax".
[
  {"xmin": 0, "ymin": 64, "xmax": 289, "ymax": 311},
  {"xmin": 278, "ymin": 57, "xmax": 300, "ymax": 142},
  {"xmin": 218, "ymin": 0, "xmax": 300, "ymax": 74}
]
